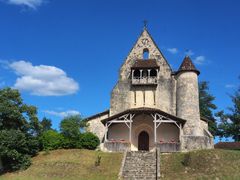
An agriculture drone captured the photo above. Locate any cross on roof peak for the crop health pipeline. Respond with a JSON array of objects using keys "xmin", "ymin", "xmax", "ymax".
[{"xmin": 143, "ymin": 20, "xmax": 148, "ymax": 29}]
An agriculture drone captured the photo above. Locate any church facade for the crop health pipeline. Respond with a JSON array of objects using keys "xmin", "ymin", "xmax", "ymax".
[{"xmin": 86, "ymin": 28, "xmax": 214, "ymax": 152}]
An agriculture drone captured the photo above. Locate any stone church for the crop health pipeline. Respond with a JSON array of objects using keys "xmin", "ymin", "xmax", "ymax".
[{"xmin": 87, "ymin": 27, "xmax": 214, "ymax": 152}]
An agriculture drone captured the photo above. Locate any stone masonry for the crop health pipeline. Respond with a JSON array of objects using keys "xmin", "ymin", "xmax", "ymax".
[
  {"xmin": 121, "ymin": 151, "xmax": 157, "ymax": 180},
  {"xmin": 86, "ymin": 27, "xmax": 214, "ymax": 152}
]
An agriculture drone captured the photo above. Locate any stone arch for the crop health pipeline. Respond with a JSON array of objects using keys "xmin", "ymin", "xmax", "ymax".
[
  {"xmin": 143, "ymin": 48, "xmax": 149, "ymax": 59},
  {"xmin": 132, "ymin": 118, "xmax": 154, "ymax": 151}
]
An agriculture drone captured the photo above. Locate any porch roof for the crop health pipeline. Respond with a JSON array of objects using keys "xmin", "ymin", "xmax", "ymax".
[{"xmin": 101, "ymin": 107, "xmax": 186, "ymax": 124}]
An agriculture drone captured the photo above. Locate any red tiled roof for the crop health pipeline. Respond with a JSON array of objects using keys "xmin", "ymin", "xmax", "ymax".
[
  {"xmin": 131, "ymin": 59, "xmax": 159, "ymax": 69},
  {"xmin": 214, "ymin": 142, "xmax": 240, "ymax": 150},
  {"xmin": 177, "ymin": 56, "xmax": 200, "ymax": 75}
]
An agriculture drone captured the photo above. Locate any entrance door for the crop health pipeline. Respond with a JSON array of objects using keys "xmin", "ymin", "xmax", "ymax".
[{"xmin": 138, "ymin": 131, "xmax": 149, "ymax": 151}]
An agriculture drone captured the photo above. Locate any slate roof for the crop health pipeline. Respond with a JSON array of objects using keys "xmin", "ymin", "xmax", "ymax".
[
  {"xmin": 131, "ymin": 59, "xmax": 160, "ymax": 69},
  {"xmin": 177, "ymin": 56, "xmax": 200, "ymax": 75}
]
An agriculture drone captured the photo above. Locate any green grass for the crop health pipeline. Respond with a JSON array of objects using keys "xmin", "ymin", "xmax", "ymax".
[
  {"xmin": 160, "ymin": 149, "xmax": 240, "ymax": 180},
  {"xmin": 1, "ymin": 149, "xmax": 240, "ymax": 180},
  {"xmin": 0, "ymin": 149, "xmax": 123, "ymax": 180}
]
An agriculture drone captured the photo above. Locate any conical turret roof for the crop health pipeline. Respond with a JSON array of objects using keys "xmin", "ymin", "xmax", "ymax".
[{"xmin": 177, "ymin": 56, "xmax": 200, "ymax": 75}]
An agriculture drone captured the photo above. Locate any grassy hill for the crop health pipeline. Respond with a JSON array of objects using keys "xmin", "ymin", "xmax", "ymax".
[
  {"xmin": 1, "ymin": 149, "xmax": 240, "ymax": 180},
  {"xmin": 161, "ymin": 149, "xmax": 240, "ymax": 180},
  {"xmin": 1, "ymin": 149, "xmax": 123, "ymax": 180}
]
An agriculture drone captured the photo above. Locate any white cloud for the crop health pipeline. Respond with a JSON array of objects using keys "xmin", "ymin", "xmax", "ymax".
[
  {"xmin": 167, "ymin": 48, "xmax": 178, "ymax": 54},
  {"xmin": 9, "ymin": 60, "xmax": 79, "ymax": 96},
  {"xmin": 225, "ymin": 84, "xmax": 236, "ymax": 88},
  {"xmin": 43, "ymin": 110, "xmax": 80, "ymax": 118},
  {"xmin": 3, "ymin": 0, "xmax": 44, "ymax": 9},
  {"xmin": 185, "ymin": 49, "xmax": 194, "ymax": 56},
  {"xmin": 194, "ymin": 56, "xmax": 205, "ymax": 65}
]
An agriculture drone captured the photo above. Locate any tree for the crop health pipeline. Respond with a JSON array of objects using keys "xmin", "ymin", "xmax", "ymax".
[
  {"xmin": 40, "ymin": 117, "xmax": 52, "ymax": 132},
  {"xmin": 0, "ymin": 88, "xmax": 40, "ymax": 171},
  {"xmin": 39, "ymin": 130, "xmax": 64, "ymax": 150},
  {"xmin": 60, "ymin": 115, "xmax": 86, "ymax": 139},
  {"xmin": 199, "ymin": 81, "xmax": 218, "ymax": 136},
  {"xmin": 80, "ymin": 132, "xmax": 100, "ymax": 150},
  {"xmin": 60, "ymin": 115, "xmax": 86, "ymax": 148},
  {"xmin": 217, "ymin": 82, "xmax": 240, "ymax": 141},
  {"xmin": 0, "ymin": 130, "xmax": 31, "ymax": 171}
]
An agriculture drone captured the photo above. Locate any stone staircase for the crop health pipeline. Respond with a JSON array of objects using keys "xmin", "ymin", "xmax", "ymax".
[{"xmin": 121, "ymin": 151, "xmax": 157, "ymax": 180}]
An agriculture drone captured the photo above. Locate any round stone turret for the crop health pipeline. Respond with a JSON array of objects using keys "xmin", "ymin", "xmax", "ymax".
[{"xmin": 176, "ymin": 56, "xmax": 201, "ymax": 135}]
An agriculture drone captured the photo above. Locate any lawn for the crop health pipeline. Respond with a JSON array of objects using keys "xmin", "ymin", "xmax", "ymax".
[
  {"xmin": 1, "ymin": 149, "xmax": 240, "ymax": 180},
  {"xmin": 160, "ymin": 149, "xmax": 240, "ymax": 180},
  {"xmin": 0, "ymin": 149, "xmax": 123, "ymax": 180}
]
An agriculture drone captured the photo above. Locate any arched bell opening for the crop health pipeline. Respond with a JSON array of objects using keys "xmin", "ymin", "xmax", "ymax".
[{"xmin": 143, "ymin": 48, "xmax": 149, "ymax": 60}]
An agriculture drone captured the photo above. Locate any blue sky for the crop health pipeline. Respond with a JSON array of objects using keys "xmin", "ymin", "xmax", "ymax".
[{"xmin": 0, "ymin": 0, "xmax": 239, "ymax": 135}]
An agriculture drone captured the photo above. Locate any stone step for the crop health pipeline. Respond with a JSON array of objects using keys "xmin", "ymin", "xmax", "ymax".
[{"xmin": 121, "ymin": 151, "xmax": 157, "ymax": 180}]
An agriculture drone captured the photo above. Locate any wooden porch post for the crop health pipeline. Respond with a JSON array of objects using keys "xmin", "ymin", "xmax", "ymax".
[
  {"xmin": 129, "ymin": 114, "xmax": 133, "ymax": 143},
  {"xmin": 154, "ymin": 114, "xmax": 157, "ymax": 143},
  {"xmin": 105, "ymin": 123, "xmax": 108, "ymax": 142},
  {"xmin": 179, "ymin": 123, "xmax": 182, "ymax": 142}
]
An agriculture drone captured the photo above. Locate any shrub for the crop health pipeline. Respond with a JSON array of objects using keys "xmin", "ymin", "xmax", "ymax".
[
  {"xmin": 80, "ymin": 132, "xmax": 100, "ymax": 150},
  {"xmin": 61, "ymin": 137, "xmax": 79, "ymax": 149},
  {"xmin": 1, "ymin": 151, "xmax": 31, "ymax": 171},
  {"xmin": 0, "ymin": 130, "xmax": 33, "ymax": 171},
  {"xmin": 39, "ymin": 130, "xmax": 64, "ymax": 150},
  {"xmin": 95, "ymin": 155, "xmax": 101, "ymax": 167},
  {"xmin": 182, "ymin": 153, "xmax": 191, "ymax": 166}
]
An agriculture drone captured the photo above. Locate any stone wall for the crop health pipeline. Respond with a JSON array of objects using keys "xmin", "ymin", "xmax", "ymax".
[
  {"xmin": 110, "ymin": 29, "xmax": 175, "ymax": 116},
  {"xmin": 200, "ymin": 119, "xmax": 208, "ymax": 131},
  {"xmin": 103, "ymin": 142, "xmax": 131, "ymax": 152},
  {"xmin": 156, "ymin": 143, "xmax": 181, "ymax": 152},
  {"xmin": 181, "ymin": 136, "xmax": 214, "ymax": 151},
  {"xmin": 176, "ymin": 72, "xmax": 201, "ymax": 135},
  {"xmin": 87, "ymin": 113, "xmax": 109, "ymax": 142}
]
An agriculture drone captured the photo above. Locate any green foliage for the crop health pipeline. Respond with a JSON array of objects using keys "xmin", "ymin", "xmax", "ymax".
[
  {"xmin": 60, "ymin": 115, "xmax": 86, "ymax": 140},
  {"xmin": 0, "ymin": 88, "xmax": 40, "ymax": 171},
  {"xmin": 217, "ymin": 81, "xmax": 240, "ymax": 141},
  {"xmin": 39, "ymin": 130, "xmax": 64, "ymax": 150},
  {"xmin": 182, "ymin": 153, "xmax": 191, "ymax": 166},
  {"xmin": 40, "ymin": 117, "xmax": 52, "ymax": 132},
  {"xmin": 95, "ymin": 154, "xmax": 101, "ymax": 167},
  {"xmin": 199, "ymin": 81, "xmax": 218, "ymax": 136},
  {"xmin": 80, "ymin": 132, "xmax": 100, "ymax": 150},
  {"xmin": 0, "ymin": 130, "xmax": 32, "ymax": 171},
  {"xmin": 59, "ymin": 115, "xmax": 87, "ymax": 148}
]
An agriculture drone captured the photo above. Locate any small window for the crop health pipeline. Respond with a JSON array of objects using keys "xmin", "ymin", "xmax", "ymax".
[{"xmin": 143, "ymin": 48, "xmax": 149, "ymax": 59}]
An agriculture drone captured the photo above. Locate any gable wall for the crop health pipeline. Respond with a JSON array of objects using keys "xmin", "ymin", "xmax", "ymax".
[{"xmin": 110, "ymin": 30, "xmax": 176, "ymax": 116}]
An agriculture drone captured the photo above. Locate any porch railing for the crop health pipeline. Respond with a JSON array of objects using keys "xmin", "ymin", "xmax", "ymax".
[
  {"xmin": 104, "ymin": 141, "xmax": 131, "ymax": 152},
  {"xmin": 132, "ymin": 77, "xmax": 157, "ymax": 85}
]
